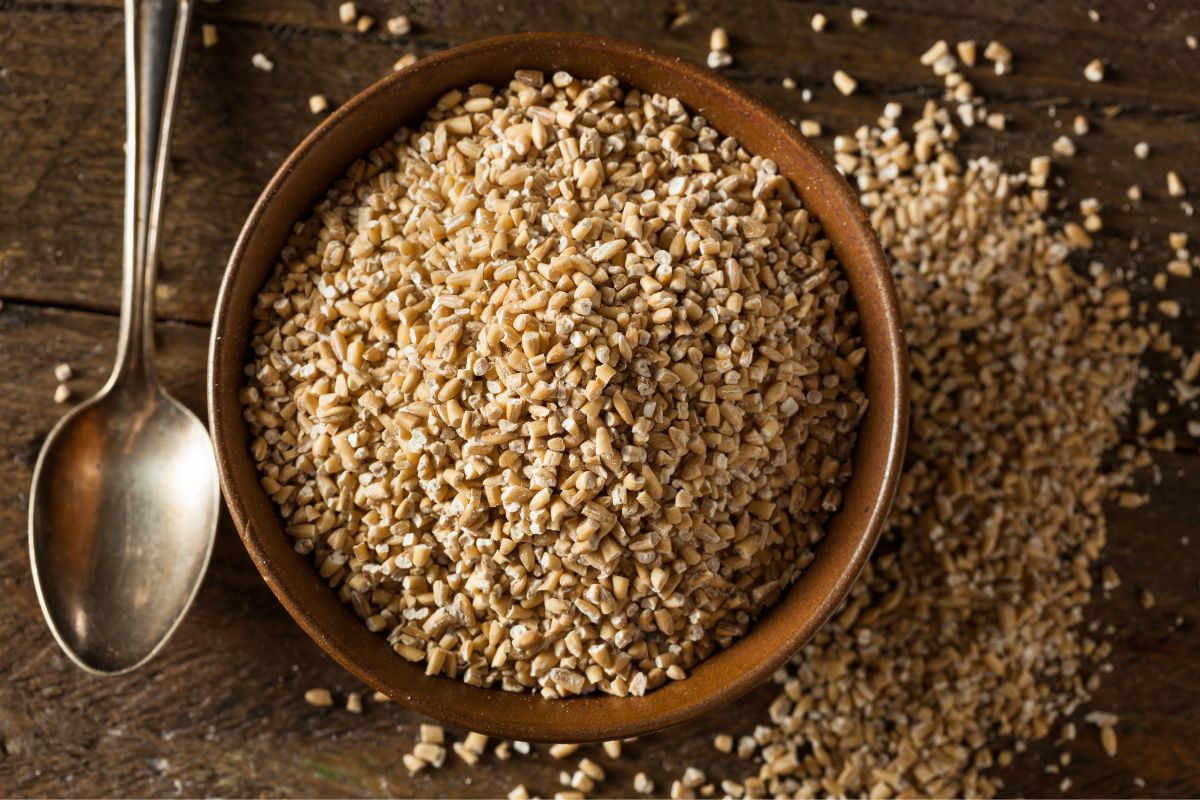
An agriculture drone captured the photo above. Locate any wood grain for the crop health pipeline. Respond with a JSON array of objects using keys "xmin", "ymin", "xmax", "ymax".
[{"xmin": 0, "ymin": 0, "xmax": 1197, "ymax": 797}]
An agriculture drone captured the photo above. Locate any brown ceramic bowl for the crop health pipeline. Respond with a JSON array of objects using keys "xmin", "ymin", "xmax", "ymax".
[{"xmin": 208, "ymin": 32, "xmax": 908, "ymax": 742}]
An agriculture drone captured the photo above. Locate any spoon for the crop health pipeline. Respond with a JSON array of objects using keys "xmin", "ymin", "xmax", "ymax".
[{"xmin": 28, "ymin": 0, "xmax": 218, "ymax": 675}]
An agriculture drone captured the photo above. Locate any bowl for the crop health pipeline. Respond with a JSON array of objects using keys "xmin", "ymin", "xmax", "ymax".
[{"xmin": 208, "ymin": 32, "xmax": 908, "ymax": 742}]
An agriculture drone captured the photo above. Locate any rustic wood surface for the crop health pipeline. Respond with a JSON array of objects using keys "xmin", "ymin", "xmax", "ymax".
[{"xmin": 1, "ymin": 1, "xmax": 1198, "ymax": 797}]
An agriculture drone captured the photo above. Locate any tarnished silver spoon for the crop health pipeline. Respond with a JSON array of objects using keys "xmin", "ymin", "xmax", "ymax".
[{"xmin": 28, "ymin": 0, "xmax": 218, "ymax": 675}]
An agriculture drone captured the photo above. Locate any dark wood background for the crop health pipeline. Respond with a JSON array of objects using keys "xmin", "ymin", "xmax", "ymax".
[{"xmin": 1, "ymin": 1, "xmax": 1198, "ymax": 797}]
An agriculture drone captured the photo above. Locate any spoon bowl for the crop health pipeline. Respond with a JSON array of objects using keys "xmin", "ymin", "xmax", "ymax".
[{"xmin": 29, "ymin": 383, "xmax": 218, "ymax": 674}]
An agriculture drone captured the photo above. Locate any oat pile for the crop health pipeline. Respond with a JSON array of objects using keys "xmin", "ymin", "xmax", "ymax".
[
  {"xmin": 706, "ymin": 101, "xmax": 1149, "ymax": 797},
  {"xmin": 244, "ymin": 70, "xmax": 867, "ymax": 697}
]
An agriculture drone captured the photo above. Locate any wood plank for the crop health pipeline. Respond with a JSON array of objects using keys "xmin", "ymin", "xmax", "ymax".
[{"xmin": 0, "ymin": 300, "xmax": 1196, "ymax": 797}]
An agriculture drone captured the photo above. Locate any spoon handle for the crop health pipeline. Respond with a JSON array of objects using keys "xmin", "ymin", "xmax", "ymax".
[{"xmin": 110, "ymin": 0, "xmax": 192, "ymax": 388}]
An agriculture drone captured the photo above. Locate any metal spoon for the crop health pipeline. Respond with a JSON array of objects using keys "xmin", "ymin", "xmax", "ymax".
[{"xmin": 28, "ymin": 0, "xmax": 218, "ymax": 675}]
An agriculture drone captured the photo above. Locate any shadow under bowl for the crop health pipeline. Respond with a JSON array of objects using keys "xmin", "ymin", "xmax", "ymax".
[{"xmin": 208, "ymin": 32, "xmax": 908, "ymax": 743}]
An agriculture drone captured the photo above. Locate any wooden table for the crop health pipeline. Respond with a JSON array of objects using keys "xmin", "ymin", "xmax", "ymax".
[{"xmin": 1, "ymin": 1, "xmax": 1197, "ymax": 797}]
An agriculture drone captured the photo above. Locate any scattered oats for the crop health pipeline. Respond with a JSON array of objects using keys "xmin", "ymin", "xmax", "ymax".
[
  {"xmin": 1188, "ymin": 35, "xmax": 1199, "ymax": 50},
  {"xmin": 371, "ymin": 690, "xmax": 389, "ymax": 703},
  {"xmin": 1029, "ymin": 154, "xmax": 1052, "ymax": 186},
  {"xmin": 1158, "ymin": 299, "xmax": 1182, "ymax": 318},
  {"xmin": 1084, "ymin": 214, "xmax": 1103, "ymax": 233},
  {"xmin": 931, "ymin": 54, "xmax": 957, "ymax": 77},
  {"xmin": 1080, "ymin": 197, "xmax": 1101, "ymax": 215},
  {"xmin": 956, "ymin": 40, "xmax": 977, "ymax": 67},
  {"xmin": 355, "ymin": 14, "xmax": 374, "ymax": 33},
  {"xmin": 250, "ymin": 52, "xmax": 274, "ymax": 72},
  {"xmin": 1188, "ymin": 420, "xmax": 1200, "ymax": 438},
  {"xmin": 602, "ymin": 740, "xmax": 622, "ymax": 759},
  {"xmin": 463, "ymin": 732, "xmax": 489, "ymax": 755},
  {"xmin": 721, "ymin": 779, "xmax": 744, "ymax": 797},
  {"xmin": 1167, "ymin": 170, "xmax": 1187, "ymax": 197},
  {"xmin": 1074, "ymin": 114, "xmax": 1090, "ymax": 135},
  {"xmin": 1084, "ymin": 58, "xmax": 1105, "ymax": 82},
  {"xmin": 799, "ymin": 119, "xmax": 822, "ymax": 137},
  {"xmin": 549, "ymin": 744, "xmax": 580, "ymax": 760},
  {"xmin": 1167, "ymin": 260, "xmax": 1192, "ymax": 278},
  {"xmin": 513, "ymin": 741, "xmax": 531, "ymax": 756},
  {"xmin": 452, "ymin": 741, "xmax": 480, "ymax": 766},
  {"xmin": 709, "ymin": 27, "xmax": 729, "ymax": 52},
  {"xmin": 681, "ymin": 766, "xmax": 706, "ymax": 788},
  {"xmin": 1135, "ymin": 777, "xmax": 1147, "ymax": 788},
  {"xmin": 402, "ymin": 754, "xmax": 426, "ymax": 774},
  {"xmin": 669, "ymin": 9, "xmax": 695, "ymax": 30},
  {"xmin": 578, "ymin": 757, "xmax": 605, "ymax": 782},
  {"xmin": 413, "ymin": 741, "xmax": 446, "ymax": 767},
  {"xmin": 850, "ymin": 8, "xmax": 870, "ymax": 27},
  {"xmin": 419, "ymin": 723, "xmax": 444, "ymax": 744},
  {"xmin": 1088, "ymin": 8, "xmax": 1100, "ymax": 21},
  {"xmin": 713, "ymin": 733, "xmax": 734, "ymax": 753},
  {"xmin": 1064, "ymin": 222, "xmax": 1093, "ymax": 250},
  {"xmin": 344, "ymin": 691, "xmax": 362, "ymax": 713},
  {"xmin": 1140, "ymin": 588, "xmax": 1156, "ymax": 609},
  {"xmin": 801, "ymin": 88, "xmax": 813, "ymax": 102},
  {"xmin": 1117, "ymin": 491, "xmax": 1148, "ymax": 508},
  {"xmin": 706, "ymin": 49, "xmax": 732, "ymax": 69},
  {"xmin": 1127, "ymin": 184, "xmax": 1143, "ymax": 202},
  {"xmin": 1053, "ymin": 135, "xmax": 1077, "ymax": 157},
  {"xmin": 1134, "ymin": 141, "xmax": 1150, "ymax": 159},
  {"xmin": 1168, "ymin": 231, "xmax": 1189, "ymax": 249},
  {"xmin": 811, "ymin": 13, "xmax": 828, "ymax": 32},
  {"xmin": 633, "ymin": 773, "xmax": 655, "ymax": 795},
  {"xmin": 508, "ymin": 785, "xmax": 529, "ymax": 800},
  {"xmin": 338, "ymin": 1, "xmax": 357, "ymax": 25},
  {"xmin": 781, "ymin": 76, "xmax": 797, "ymax": 90},
  {"xmin": 555, "ymin": 792, "xmax": 584, "ymax": 800},
  {"xmin": 564, "ymin": 776, "xmax": 592, "ymax": 796},
  {"xmin": 1185, "ymin": 352, "xmax": 1200, "ymax": 383},
  {"xmin": 920, "ymin": 40, "xmax": 949, "ymax": 66},
  {"xmin": 1102, "ymin": 566, "xmax": 1121, "ymax": 591},
  {"xmin": 53, "ymin": 362, "xmax": 73, "ymax": 382},
  {"xmin": 983, "ymin": 40, "xmax": 1012, "ymax": 65},
  {"xmin": 201, "ymin": 23, "xmax": 218, "ymax": 48},
  {"xmin": 386, "ymin": 15, "xmax": 411, "ymax": 36},
  {"xmin": 1100, "ymin": 726, "xmax": 1119, "ymax": 757},
  {"xmin": 393, "ymin": 52, "xmax": 418, "ymax": 70},
  {"xmin": 833, "ymin": 69, "xmax": 858, "ymax": 95},
  {"xmin": 53, "ymin": 384, "xmax": 71, "ymax": 404},
  {"xmin": 308, "ymin": 94, "xmax": 329, "ymax": 115},
  {"xmin": 1153, "ymin": 272, "xmax": 1168, "ymax": 291},
  {"xmin": 1060, "ymin": 777, "xmax": 1073, "ymax": 792},
  {"xmin": 303, "ymin": 688, "xmax": 333, "ymax": 707},
  {"xmin": 494, "ymin": 741, "xmax": 512, "ymax": 760}
]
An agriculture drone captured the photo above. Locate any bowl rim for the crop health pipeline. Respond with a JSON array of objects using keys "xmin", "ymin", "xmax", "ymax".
[{"xmin": 208, "ymin": 31, "xmax": 908, "ymax": 742}]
